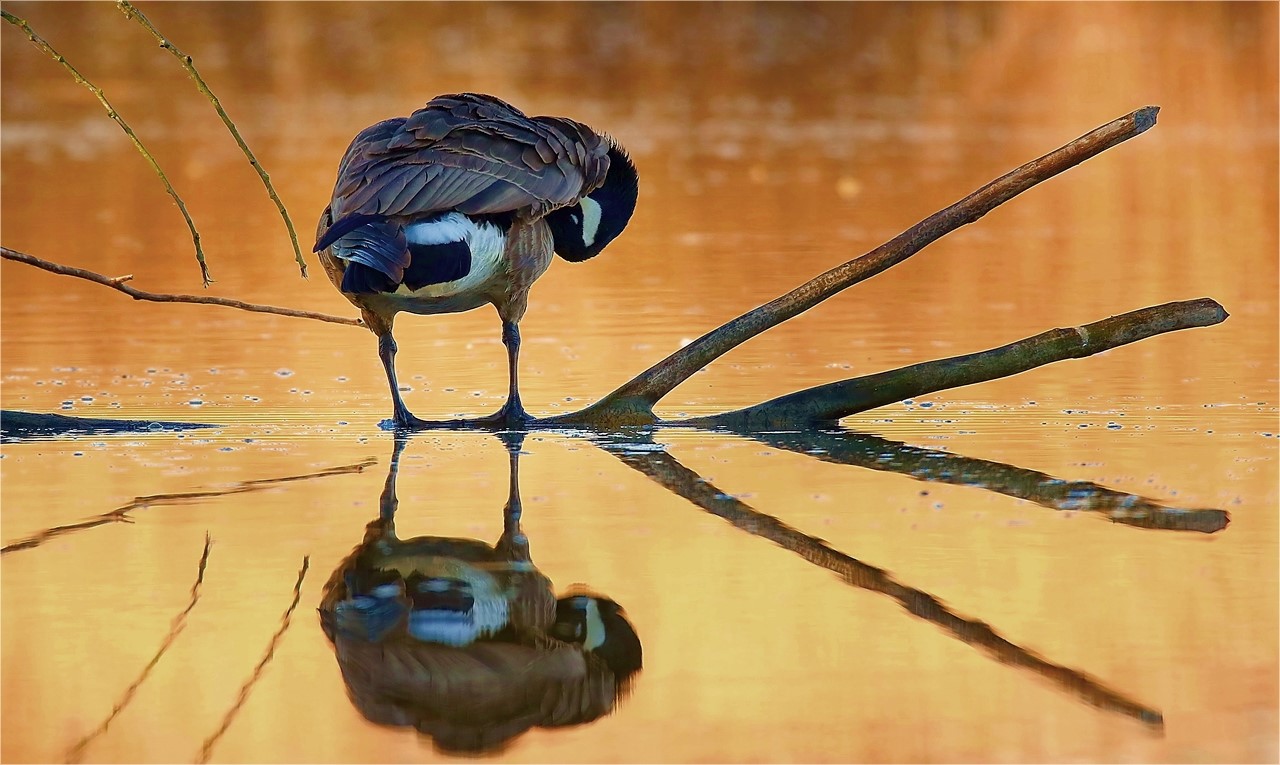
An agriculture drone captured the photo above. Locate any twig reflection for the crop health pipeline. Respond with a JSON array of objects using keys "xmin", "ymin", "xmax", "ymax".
[
  {"xmin": 740, "ymin": 428, "xmax": 1229, "ymax": 533},
  {"xmin": 64, "ymin": 533, "xmax": 214, "ymax": 764},
  {"xmin": 1, "ymin": 458, "xmax": 376, "ymax": 555},
  {"xmin": 196, "ymin": 555, "xmax": 310, "ymax": 764},
  {"xmin": 597, "ymin": 432, "xmax": 1165, "ymax": 728}
]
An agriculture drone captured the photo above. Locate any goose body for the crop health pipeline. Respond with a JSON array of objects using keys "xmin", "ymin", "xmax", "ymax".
[{"xmin": 315, "ymin": 93, "xmax": 638, "ymax": 427}]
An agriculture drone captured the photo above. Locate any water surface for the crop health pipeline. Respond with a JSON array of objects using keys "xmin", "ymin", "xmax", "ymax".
[{"xmin": 2, "ymin": 3, "xmax": 1277, "ymax": 762}]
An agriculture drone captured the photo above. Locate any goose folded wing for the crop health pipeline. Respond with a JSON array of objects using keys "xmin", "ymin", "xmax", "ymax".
[{"xmin": 327, "ymin": 102, "xmax": 612, "ymax": 224}]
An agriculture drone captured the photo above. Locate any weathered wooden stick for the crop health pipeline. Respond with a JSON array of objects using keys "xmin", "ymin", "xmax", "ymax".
[
  {"xmin": 554, "ymin": 106, "xmax": 1161, "ymax": 427},
  {"xmin": 0, "ymin": 248, "xmax": 361, "ymax": 326},
  {"xmin": 603, "ymin": 438, "xmax": 1164, "ymax": 727},
  {"xmin": 693, "ymin": 298, "xmax": 1228, "ymax": 430},
  {"xmin": 740, "ymin": 428, "xmax": 1230, "ymax": 533},
  {"xmin": 1, "ymin": 9, "xmax": 213, "ymax": 285},
  {"xmin": 115, "ymin": 0, "xmax": 308, "ymax": 278}
]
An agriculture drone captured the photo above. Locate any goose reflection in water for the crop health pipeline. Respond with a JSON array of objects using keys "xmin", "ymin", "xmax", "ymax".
[{"xmin": 318, "ymin": 433, "xmax": 641, "ymax": 755}]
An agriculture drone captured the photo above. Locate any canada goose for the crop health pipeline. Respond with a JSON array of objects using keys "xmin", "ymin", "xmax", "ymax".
[{"xmin": 314, "ymin": 93, "xmax": 639, "ymax": 428}]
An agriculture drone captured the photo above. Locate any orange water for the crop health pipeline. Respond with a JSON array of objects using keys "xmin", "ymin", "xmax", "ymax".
[{"xmin": 2, "ymin": 3, "xmax": 1277, "ymax": 762}]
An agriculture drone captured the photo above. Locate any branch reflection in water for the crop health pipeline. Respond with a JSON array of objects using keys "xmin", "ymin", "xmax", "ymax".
[
  {"xmin": 0, "ymin": 457, "xmax": 376, "ymax": 555},
  {"xmin": 318, "ymin": 433, "xmax": 642, "ymax": 756},
  {"xmin": 593, "ymin": 426, "xmax": 1223, "ymax": 728},
  {"xmin": 740, "ymin": 428, "xmax": 1229, "ymax": 533}
]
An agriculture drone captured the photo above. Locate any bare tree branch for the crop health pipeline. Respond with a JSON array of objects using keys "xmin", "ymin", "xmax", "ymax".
[
  {"xmin": 115, "ymin": 0, "xmax": 308, "ymax": 278},
  {"xmin": 693, "ymin": 298, "xmax": 1228, "ymax": 429},
  {"xmin": 552, "ymin": 106, "xmax": 1162, "ymax": 427},
  {"xmin": 1, "ymin": 247, "xmax": 361, "ymax": 326},
  {"xmin": 1, "ymin": 9, "xmax": 212, "ymax": 285}
]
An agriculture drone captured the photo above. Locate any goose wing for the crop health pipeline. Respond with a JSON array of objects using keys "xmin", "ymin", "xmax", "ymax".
[{"xmin": 328, "ymin": 93, "xmax": 611, "ymax": 225}]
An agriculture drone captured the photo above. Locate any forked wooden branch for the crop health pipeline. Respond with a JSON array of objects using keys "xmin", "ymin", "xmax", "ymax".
[
  {"xmin": 550, "ymin": 106, "xmax": 1163, "ymax": 427},
  {"xmin": 0, "ymin": 248, "xmax": 361, "ymax": 327}
]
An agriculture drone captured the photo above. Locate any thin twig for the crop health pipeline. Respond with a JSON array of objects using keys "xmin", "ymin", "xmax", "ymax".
[
  {"xmin": 197, "ymin": 556, "xmax": 310, "ymax": 764},
  {"xmin": 115, "ymin": 0, "xmax": 308, "ymax": 278},
  {"xmin": 1, "ymin": 9, "xmax": 212, "ymax": 286},
  {"xmin": 552, "ymin": 106, "xmax": 1162, "ymax": 427},
  {"xmin": 1, "ymin": 247, "xmax": 361, "ymax": 326},
  {"xmin": 1, "ymin": 458, "xmax": 375, "ymax": 554},
  {"xmin": 65, "ymin": 534, "xmax": 214, "ymax": 763},
  {"xmin": 603, "ymin": 438, "xmax": 1164, "ymax": 727},
  {"xmin": 693, "ymin": 298, "xmax": 1228, "ymax": 429}
]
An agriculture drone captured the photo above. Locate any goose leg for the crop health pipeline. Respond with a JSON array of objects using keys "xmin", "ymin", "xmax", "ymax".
[
  {"xmin": 494, "ymin": 319, "xmax": 524, "ymax": 424},
  {"xmin": 487, "ymin": 319, "xmax": 531, "ymax": 426},
  {"xmin": 378, "ymin": 332, "xmax": 425, "ymax": 428}
]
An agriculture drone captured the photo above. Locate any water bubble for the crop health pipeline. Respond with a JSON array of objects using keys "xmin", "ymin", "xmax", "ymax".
[{"xmin": 275, "ymin": 369, "xmax": 293, "ymax": 378}]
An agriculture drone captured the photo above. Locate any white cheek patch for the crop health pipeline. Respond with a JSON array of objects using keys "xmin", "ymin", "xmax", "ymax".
[{"xmin": 580, "ymin": 197, "xmax": 603, "ymax": 247}]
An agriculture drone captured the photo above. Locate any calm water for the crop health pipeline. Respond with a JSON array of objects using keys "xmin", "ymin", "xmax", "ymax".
[{"xmin": 2, "ymin": 3, "xmax": 1277, "ymax": 762}]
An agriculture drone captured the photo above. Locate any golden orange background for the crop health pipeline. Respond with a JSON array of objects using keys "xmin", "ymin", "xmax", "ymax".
[{"xmin": 2, "ymin": 3, "xmax": 1276, "ymax": 762}]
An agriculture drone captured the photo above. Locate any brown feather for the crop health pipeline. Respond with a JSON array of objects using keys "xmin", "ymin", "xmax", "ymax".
[{"xmin": 328, "ymin": 93, "xmax": 611, "ymax": 224}]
